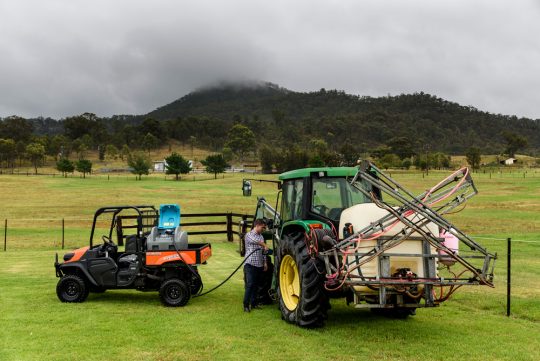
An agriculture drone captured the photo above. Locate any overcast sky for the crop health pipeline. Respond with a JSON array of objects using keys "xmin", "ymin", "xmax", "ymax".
[{"xmin": 1, "ymin": 0, "xmax": 539, "ymax": 119}]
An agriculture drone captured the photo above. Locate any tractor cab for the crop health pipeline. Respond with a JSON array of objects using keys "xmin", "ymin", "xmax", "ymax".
[
  {"xmin": 246, "ymin": 167, "xmax": 380, "ymax": 246},
  {"xmin": 278, "ymin": 167, "xmax": 379, "ymax": 231}
]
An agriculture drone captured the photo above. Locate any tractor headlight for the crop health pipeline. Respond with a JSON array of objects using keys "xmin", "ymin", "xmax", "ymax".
[{"xmin": 63, "ymin": 252, "xmax": 74, "ymax": 262}]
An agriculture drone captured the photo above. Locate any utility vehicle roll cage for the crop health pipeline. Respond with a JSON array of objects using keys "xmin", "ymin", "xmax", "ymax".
[{"xmin": 89, "ymin": 205, "xmax": 158, "ymax": 248}]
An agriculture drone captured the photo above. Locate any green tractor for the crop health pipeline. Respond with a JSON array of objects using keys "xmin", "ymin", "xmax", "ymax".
[{"xmin": 243, "ymin": 161, "xmax": 496, "ymax": 327}]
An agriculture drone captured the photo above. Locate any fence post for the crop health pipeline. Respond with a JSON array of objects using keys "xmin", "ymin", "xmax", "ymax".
[
  {"xmin": 239, "ymin": 215, "xmax": 248, "ymax": 255},
  {"xmin": 507, "ymin": 237, "xmax": 511, "ymax": 317},
  {"xmin": 62, "ymin": 218, "xmax": 65, "ymax": 249},
  {"xmin": 226, "ymin": 213, "xmax": 233, "ymax": 242},
  {"xmin": 3, "ymin": 219, "xmax": 6, "ymax": 251}
]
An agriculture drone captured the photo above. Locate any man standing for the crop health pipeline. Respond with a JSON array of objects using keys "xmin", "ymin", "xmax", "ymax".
[{"xmin": 243, "ymin": 219, "xmax": 268, "ymax": 312}]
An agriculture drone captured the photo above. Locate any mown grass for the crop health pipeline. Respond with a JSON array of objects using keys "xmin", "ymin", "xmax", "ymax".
[{"xmin": 1, "ymin": 170, "xmax": 539, "ymax": 361}]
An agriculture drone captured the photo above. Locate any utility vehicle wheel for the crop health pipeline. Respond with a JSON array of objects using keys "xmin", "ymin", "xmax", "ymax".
[
  {"xmin": 56, "ymin": 275, "xmax": 89, "ymax": 303},
  {"xmin": 159, "ymin": 278, "xmax": 190, "ymax": 307},
  {"xmin": 277, "ymin": 231, "xmax": 329, "ymax": 327}
]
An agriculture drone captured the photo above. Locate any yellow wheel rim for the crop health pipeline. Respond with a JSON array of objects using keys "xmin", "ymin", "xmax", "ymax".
[{"xmin": 280, "ymin": 254, "xmax": 300, "ymax": 311}]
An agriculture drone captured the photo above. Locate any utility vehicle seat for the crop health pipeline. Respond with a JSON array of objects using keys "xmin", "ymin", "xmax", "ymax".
[
  {"xmin": 118, "ymin": 254, "xmax": 138, "ymax": 268},
  {"xmin": 125, "ymin": 235, "xmax": 137, "ymax": 253}
]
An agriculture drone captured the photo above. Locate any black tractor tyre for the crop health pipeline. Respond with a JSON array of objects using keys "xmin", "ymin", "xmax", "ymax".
[
  {"xmin": 56, "ymin": 274, "xmax": 89, "ymax": 303},
  {"xmin": 277, "ymin": 231, "xmax": 329, "ymax": 327},
  {"xmin": 159, "ymin": 278, "xmax": 190, "ymax": 307}
]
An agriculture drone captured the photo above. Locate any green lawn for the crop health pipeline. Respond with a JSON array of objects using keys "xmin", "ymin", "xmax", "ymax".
[{"xmin": 1, "ymin": 170, "xmax": 539, "ymax": 361}]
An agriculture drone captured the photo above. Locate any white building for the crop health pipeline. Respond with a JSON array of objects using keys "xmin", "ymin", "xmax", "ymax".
[
  {"xmin": 153, "ymin": 160, "xmax": 167, "ymax": 172},
  {"xmin": 502, "ymin": 158, "xmax": 517, "ymax": 165}
]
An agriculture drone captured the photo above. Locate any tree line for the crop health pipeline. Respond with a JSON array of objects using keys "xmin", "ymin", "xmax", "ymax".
[{"xmin": 1, "ymin": 84, "xmax": 536, "ymax": 175}]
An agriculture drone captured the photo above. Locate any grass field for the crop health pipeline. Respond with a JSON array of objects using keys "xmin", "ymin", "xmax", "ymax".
[{"xmin": 1, "ymin": 169, "xmax": 539, "ymax": 361}]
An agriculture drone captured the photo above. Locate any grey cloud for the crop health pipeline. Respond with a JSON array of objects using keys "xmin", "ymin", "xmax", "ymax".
[{"xmin": 0, "ymin": 0, "xmax": 539, "ymax": 119}]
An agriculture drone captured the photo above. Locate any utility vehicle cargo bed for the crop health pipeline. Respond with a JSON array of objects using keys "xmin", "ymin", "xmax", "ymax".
[{"xmin": 145, "ymin": 243, "xmax": 212, "ymax": 266}]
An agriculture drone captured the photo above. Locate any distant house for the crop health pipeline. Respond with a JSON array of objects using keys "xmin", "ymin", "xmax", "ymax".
[
  {"xmin": 153, "ymin": 160, "xmax": 167, "ymax": 172},
  {"xmin": 500, "ymin": 158, "xmax": 517, "ymax": 166}
]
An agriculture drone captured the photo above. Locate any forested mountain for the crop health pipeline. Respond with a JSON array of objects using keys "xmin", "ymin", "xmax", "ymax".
[
  {"xmin": 2, "ymin": 81, "xmax": 539, "ymax": 165},
  {"xmin": 144, "ymin": 81, "xmax": 540, "ymax": 155}
]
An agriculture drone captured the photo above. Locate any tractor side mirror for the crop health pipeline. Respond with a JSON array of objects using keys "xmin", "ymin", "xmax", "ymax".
[{"xmin": 242, "ymin": 180, "xmax": 252, "ymax": 196}]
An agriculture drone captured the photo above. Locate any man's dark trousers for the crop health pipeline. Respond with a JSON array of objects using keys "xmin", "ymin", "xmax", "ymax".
[{"xmin": 244, "ymin": 263, "xmax": 263, "ymax": 308}]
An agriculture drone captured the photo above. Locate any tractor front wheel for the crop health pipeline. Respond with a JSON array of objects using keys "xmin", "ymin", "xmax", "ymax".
[
  {"xmin": 159, "ymin": 278, "xmax": 190, "ymax": 307},
  {"xmin": 56, "ymin": 274, "xmax": 89, "ymax": 303},
  {"xmin": 277, "ymin": 232, "xmax": 329, "ymax": 327}
]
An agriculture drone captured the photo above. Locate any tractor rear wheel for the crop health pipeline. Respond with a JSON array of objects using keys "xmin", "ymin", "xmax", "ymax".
[
  {"xmin": 277, "ymin": 231, "xmax": 329, "ymax": 327},
  {"xmin": 159, "ymin": 278, "xmax": 190, "ymax": 307},
  {"xmin": 56, "ymin": 274, "xmax": 89, "ymax": 303}
]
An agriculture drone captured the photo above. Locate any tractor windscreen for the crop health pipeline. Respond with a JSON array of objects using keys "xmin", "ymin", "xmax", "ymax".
[{"xmin": 311, "ymin": 177, "xmax": 372, "ymax": 221}]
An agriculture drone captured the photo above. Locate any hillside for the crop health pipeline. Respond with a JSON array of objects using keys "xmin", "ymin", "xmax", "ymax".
[
  {"xmin": 144, "ymin": 81, "xmax": 540, "ymax": 154},
  {"xmin": 7, "ymin": 81, "xmax": 538, "ymax": 157}
]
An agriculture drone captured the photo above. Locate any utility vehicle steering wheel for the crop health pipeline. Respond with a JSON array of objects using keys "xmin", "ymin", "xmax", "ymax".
[
  {"xmin": 102, "ymin": 235, "xmax": 114, "ymax": 245},
  {"xmin": 101, "ymin": 235, "xmax": 117, "ymax": 253}
]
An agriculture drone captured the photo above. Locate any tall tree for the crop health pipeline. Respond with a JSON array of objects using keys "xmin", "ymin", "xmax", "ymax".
[
  {"xmin": 165, "ymin": 152, "xmax": 191, "ymax": 180},
  {"xmin": 120, "ymin": 144, "xmax": 131, "ymax": 161},
  {"xmin": 105, "ymin": 144, "xmax": 119, "ymax": 160},
  {"xmin": 502, "ymin": 131, "xmax": 528, "ymax": 157},
  {"xmin": 0, "ymin": 138, "xmax": 17, "ymax": 171},
  {"xmin": 139, "ymin": 118, "xmax": 163, "ymax": 138},
  {"xmin": 142, "ymin": 133, "xmax": 159, "ymax": 155},
  {"xmin": 387, "ymin": 137, "xmax": 416, "ymax": 159},
  {"xmin": 25, "ymin": 143, "xmax": 46, "ymax": 174},
  {"xmin": 0, "ymin": 116, "xmax": 33, "ymax": 142},
  {"xmin": 225, "ymin": 124, "xmax": 256, "ymax": 160},
  {"xmin": 63, "ymin": 113, "xmax": 105, "ymax": 145},
  {"xmin": 465, "ymin": 147, "xmax": 481, "ymax": 170},
  {"xmin": 48, "ymin": 135, "xmax": 71, "ymax": 160},
  {"xmin": 339, "ymin": 143, "xmax": 359, "ymax": 166},
  {"xmin": 201, "ymin": 154, "xmax": 230, "ymax": 179},
  {"xmin": 259, "ymin": 145, "xmax": 275, "ymax": 174},
  {"xmin": 127, "ymin": 151, "xmax": 151, "ymax": 180}
]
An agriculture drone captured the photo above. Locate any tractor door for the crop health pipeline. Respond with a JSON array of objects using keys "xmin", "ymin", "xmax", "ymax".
[{"xmin": 280, "ymin": 179, "xmax": 305, "ymax": 222}]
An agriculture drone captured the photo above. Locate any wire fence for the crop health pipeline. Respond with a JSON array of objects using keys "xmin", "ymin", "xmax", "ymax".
[
  {"xmin": 0, "ymin": 166, "xmax": 262, "ymax": 180},
  {"xmin": 1, "ymin": 217, "xmax": 538, "ymax": 319}
]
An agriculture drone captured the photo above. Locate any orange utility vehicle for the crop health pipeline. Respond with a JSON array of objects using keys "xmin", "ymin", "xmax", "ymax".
[{"xmin": 54, "ymin": 205, "xmax": 211, "ymax": 306}]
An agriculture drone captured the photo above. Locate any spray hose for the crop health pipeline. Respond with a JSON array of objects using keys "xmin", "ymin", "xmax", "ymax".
[
  {"xmin": 171, "ymin": 239, "xmax": 261, "ymax": 298},
  {"xmin": 193, "ymin": 249, "xmax": 261, "ymax": 297}
]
